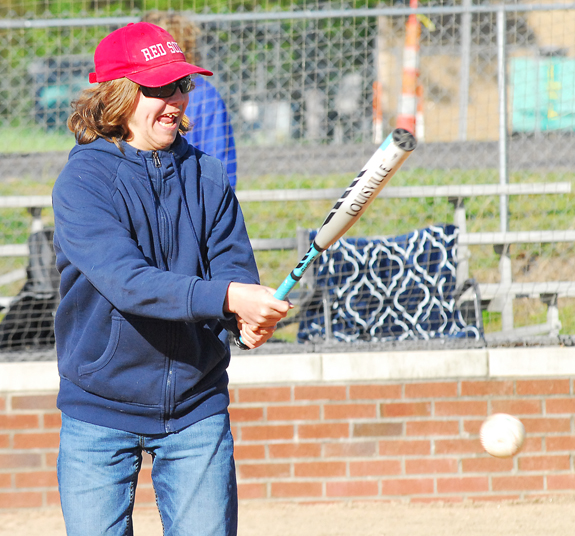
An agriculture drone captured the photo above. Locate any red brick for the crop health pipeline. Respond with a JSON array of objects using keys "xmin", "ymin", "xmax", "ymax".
[
  {"xmin": 0, "ymin": 474, "xmax": 11, "ymax": 488},
  {"xmin": 240, "ymin": 425, "xmax": 294, "ymax": 442},
  {"xmin": 460, "ymin": 380, "xmax": 514, "ymax": 397},
  {"xmin": 141, "ymin": 451, "xmax": 153, "ymax": 467},
  {"xmin": 0, "ymin": 415, "xmax": 39, "ymax": 430},
  {"xmin": 237, "ymin": 387, "xmax": 291, "ymax": 403},
  {"xmin": 353, "ymin": 422, "xmax": 402, "ymax": 437},
  {"xmin": 269, "ymin": 443, "xmax": 322, "ymax": 459},
  {"xmin": 434, "ymin": 400, "xmax": 487, "ymax": 416},
  {"xmin": 0, "ymin": 397, "xmax": 5, "ymax": 411},
  {"xmin": 324, "ymin": 403, "xmax": 376, "ymax": 420},
  {"xmin": 229, "ymin": 407, "xmax": 264, "ymax": 423},
  {"xmin": 267, "ymin": 405, "xmax": 320, "ymax": 422},
  {"xmin": 547, "ymin": 436, "xmax": 575, "ymax": 451},
  {"xmin": 491, "ymin": 399, "xmax": 542, "ymax": 415},
  {"xmin": 404, "ymin": 382, "xmax": 458, "ymax": 399},
  {"xmin": 134, "ymin": 486, "xmax": 156, "ymax": 506},
  {"xmin": 294, "ymin": 461, "xmax": 346, "ymax": 478},
  {"xmin": 492, "ymin": 475, "xmax": 545, "ymax": 491},
  {"xmin": 0, "ymin": 491, "xmax": 43, "ymax": 508},
  {"xmin": 547, "ymin": 474, "xmax": 575, "ymax": 490},
  {"xmin": 15, "ymin": 470, "xmax": 58, "ymax": 488},
  {"xmin": 434, "ymin": 438, "xmax": 483, "ymax": 455},
  {"xmin": 406, "ymin": 420, "xmax": 459, "ymax": 436},
  {"xmin": 0, "ymin": 434, "xmax": 9, "ymax": 449},
  {"xmin": 349, "ymin": 384, "xmax": 402, "ymax": 400},
  {"xmin": 522, "ymin": 417, "xmax": 570, "ymax": 433},
  {"xmin": 520, "ymin": 436, "xmax": 544, "ymax": 453},
  {"xmin": 349, "ymin": 460, "xmax": 401, "ymax": 477},
  {"xmin": 238, "ymin": 463, "xmax": 291, "ymax": 479},
  {"xmin": 294, "ymin": 385, "xmax": 347, "ymax": 401},
  {"xmin": 43, "ymin": 412, "xmax": 62, "ymax": 429},
  {"xmin": 271, "ymin": 481, "xmax": 323, "ymax": 498},
  {"xmin": 379, "ymin": 439, "xmax": 431, "ymax": 456},
  {"xmin": 437, "ymin": 476, "xmax": 489, "ymax": 493},
  {"xmin": 11, "ymin": 395, "xmax": 58, "ymax": 410},
  {"xmin": 324, "ymin": 441, "xmax": 377, "ymax": 458},
  {"xmin": 228, "ymin": 388, "xmax": 237, "ymax": 405},
  {"xmin": 462, "ymin": 418, "xmax": 486, "ymax": 435},
  {"xmin": 45, "ymin": 452, "xmax": 58, "ymax": 468},
  {"xmin": 138, "ymin": 468, "xmax": 152, "ymax": 484},
  {"xmin": 0, "ymin": 453, "xmax": 42, "ymax": 469},
  {"xmin": 461, "ymin": 457, "xmax": 514, "ymax": 472},
  {"xmin": 298, "ymin": 423, "xmax": 349, "ymax": 440},
  {"xmin": 46, "ymin": 490, "xmax": 61, "ymax": 506},
  {"xmin": 518, "ymin": 455, "xmax": 571, "ymax": 472},
  {"xmin": 234, "ymin": 444, "xmax": 266, "ymax": 460},
  {"xmin": 326, "ymin": 480, "xmax": 379, "ymax": 497},
  {"xmin": 381, "ymin": 402, "xmax": 431, "ymax": 418},
  {"xmin": 546, "ymin": 398, "xmax": 575, "ymax": 414},
  {"xmin": 13, "ymin": 432, "xmax": 60, "ymax": 450},
  {"xmin": 238, "ymin": 483, "xmax": 267, "ymax": 499},
  {"xmin": 516, "ymin": 380, "xmax": 570, "ymax": 396},
  {"xmin": 405, "ymin": 458, "xmax": 458, "ymax": 474},
  {"xmin": 381, "ymin": 478, "xmax": 434, "ymax": 496}
]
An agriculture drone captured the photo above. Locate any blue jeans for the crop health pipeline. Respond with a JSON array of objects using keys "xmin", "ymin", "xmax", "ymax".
[{"xmin": 58, "ymin": 412, "xmax": 237, "ymax": 536}]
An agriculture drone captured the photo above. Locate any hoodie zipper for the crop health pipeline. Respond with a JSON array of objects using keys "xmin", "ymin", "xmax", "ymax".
[{"xmin": 151, "ymin": 150, "xmax": 176, "ymax": 431}]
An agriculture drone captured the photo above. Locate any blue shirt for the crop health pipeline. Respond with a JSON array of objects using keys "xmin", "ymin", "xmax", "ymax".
[{"xmin": 185, "ymin": 77, "xmax": 237, "ymax": 190}]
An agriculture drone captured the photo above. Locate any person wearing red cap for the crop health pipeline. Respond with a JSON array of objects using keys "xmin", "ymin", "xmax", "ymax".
[
  {"xmin": 142, "ymin": 11, "xmax": 238, "ymax": 190},
  {"xmin": 52, "ymin": 22, "xmax": 290, "ymax": 536}
]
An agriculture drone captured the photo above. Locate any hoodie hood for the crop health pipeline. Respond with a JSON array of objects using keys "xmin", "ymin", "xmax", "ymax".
[{"xmin": 69, "ymin": 132, "xmax": 190, "ymax": 164}]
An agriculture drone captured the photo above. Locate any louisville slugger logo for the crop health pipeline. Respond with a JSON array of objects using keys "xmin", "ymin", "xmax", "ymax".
[{"xmin": 344, "ymin": 164, "xmax": 392, "ymax": 217}]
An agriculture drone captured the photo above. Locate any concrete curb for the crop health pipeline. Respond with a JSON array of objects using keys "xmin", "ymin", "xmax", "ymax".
[{"xmin": 0, "ymin": 346, "xmax": 571, "ymax": 392}]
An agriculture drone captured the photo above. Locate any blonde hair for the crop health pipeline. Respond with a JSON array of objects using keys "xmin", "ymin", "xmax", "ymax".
[
  {"xmin": 142, "ymin": 11, "xmax": 201, "ymax": 64},
  {"xmin": 68, "ymin": 77, "xmax": 191, "ymax": 149}
]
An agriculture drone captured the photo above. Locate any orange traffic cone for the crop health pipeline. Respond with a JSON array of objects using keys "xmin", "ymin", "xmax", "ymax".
[
  {"xmin": 372, "ymin": 81, "xmax": 384, "ymax": 144},
  {"xmin": 396, "ymin": 0, "xmax": 421, "ymax": 136}
]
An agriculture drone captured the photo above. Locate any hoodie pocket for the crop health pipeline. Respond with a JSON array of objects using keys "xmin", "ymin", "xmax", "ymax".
[{"xmin": 77, "ymin": 315, "xmax": 168, "ymax": 406}]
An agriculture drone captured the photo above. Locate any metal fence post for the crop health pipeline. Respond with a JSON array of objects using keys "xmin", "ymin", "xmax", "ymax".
[
  {"xmin": 497, "ymin": 6, "xmax": 514, "ymax": 332},
  {"xmin": 458, "ymin": 0, "xmax": 472, "ymax": 141}
]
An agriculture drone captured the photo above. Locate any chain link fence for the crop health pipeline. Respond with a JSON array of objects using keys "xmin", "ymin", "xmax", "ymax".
[{"xmin": 1, "ymin": 0, "xmax": 575, "ymax": 357}]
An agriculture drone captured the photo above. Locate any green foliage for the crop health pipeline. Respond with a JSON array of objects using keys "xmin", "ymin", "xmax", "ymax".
[{"xmin": 1, "ymin": 167, "xmax": 574, "ymax": 338}]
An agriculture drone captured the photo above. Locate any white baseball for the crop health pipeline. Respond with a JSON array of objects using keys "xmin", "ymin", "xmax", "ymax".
[{"xmin": 480, "ymin": 413, "xmax": 525, "ymax": 458}]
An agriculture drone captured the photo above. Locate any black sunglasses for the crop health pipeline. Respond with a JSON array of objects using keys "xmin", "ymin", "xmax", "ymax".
[{"xmin": 140, "ymin": 75, "xmax": 194, "ymax": 98}]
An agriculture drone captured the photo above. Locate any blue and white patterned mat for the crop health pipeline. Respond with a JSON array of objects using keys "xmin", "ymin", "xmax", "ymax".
[{"xmin": 298, "ymin": 224, "xmax": 483, "ymax": 343}]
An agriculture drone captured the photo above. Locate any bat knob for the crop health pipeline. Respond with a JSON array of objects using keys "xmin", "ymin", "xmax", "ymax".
[{"xmin": 234, "ymin": 336, "xmax": 251, "ymax": 351}]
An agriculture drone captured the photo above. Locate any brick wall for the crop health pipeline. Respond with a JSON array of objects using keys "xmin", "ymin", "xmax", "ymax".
[
  {"xmin": 0, "ymin": 348, "xmax": 575, "ymax": 509},
  {"xmin": 228, "ymin": 378, "xmax": 575, "ymax": 502}
]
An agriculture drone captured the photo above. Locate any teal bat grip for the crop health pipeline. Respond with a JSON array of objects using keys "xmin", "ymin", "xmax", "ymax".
[{"xmin": 236, "ymin": 242, "xmax": 324, "ymax": 349}]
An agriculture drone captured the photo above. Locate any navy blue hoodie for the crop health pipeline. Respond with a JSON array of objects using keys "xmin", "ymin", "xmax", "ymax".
[{"xmin": 52, "ymin": 135, "xmax": 258, "ymax": 434}]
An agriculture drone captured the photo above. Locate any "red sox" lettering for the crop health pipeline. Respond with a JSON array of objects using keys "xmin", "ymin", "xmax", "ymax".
[{"xmin": 141, "ymin": 41, "xmax": 183, "ymax": 61}]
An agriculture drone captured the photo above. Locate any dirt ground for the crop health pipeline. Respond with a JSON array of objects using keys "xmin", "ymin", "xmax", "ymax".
[{"xmin": 2, "ymin": 497, "xmax": 575, "ymax": 536}]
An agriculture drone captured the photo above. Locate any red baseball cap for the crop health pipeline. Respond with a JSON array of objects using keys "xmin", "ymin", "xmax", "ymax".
[{"xmin": 89, "ymin": 22, "xmax": 213, "ymax": 87}]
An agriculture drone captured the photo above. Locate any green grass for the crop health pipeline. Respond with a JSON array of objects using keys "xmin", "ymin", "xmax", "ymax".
[
  {"xmin": 2, "ymin": 167, "xmax": 575, "ymax": 339},
  {"xmin": 242, "ymin": 168, "xmax": 575, "ymax": 338},
  {"xmin": 0, "ymin": 128, "xmax": 75, "ymax": 153}
]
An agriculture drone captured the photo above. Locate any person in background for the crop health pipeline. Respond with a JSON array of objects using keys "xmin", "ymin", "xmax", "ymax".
[
  {"xmin": 143, "ymin": 11, "xmax": 238, "ymax": 190},
  {"xmin": 53, "ymin": 22, "xmax": 289, "ymax": 536}
]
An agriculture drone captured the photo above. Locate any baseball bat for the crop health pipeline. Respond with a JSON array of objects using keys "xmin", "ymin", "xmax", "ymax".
[{"xmin": 236, "ymin": 127, "xmax": 417, "ymax": 349}]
